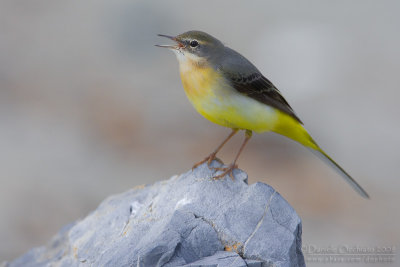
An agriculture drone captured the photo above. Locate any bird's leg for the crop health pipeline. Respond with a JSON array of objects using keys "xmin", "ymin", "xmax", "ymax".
[
  {"xmin": 213, "ymin": 130, "xmax": 252, "ymax": 180},
  {"xmin": 192, "ymin": 129, "xmax": 238, "ymax": 170}
]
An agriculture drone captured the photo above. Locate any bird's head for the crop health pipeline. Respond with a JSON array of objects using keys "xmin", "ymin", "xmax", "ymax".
[{"xmin": 156, "ymin": 30, "xmax": 224, "ymax": 66}]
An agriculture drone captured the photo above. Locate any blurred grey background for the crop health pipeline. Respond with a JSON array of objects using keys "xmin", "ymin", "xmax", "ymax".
[{"xmin": 1, "ymin": 0, "xmax": 399, "ymax": 266}]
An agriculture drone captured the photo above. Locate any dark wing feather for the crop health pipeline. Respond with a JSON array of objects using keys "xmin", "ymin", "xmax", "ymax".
[{"xmin": 228, "ymin": 72, "xmax": 303, "ymax": 124}]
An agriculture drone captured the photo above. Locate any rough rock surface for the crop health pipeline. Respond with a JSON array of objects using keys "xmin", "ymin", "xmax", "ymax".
[{"xmin": 4, "ymin": 161, "xmax": 305, "ymax": 267}]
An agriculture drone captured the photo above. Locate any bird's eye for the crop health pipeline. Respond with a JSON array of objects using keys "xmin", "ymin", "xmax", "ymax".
[{"xmin": 190, "ymin": 40, "xmax": 199, "ymax": 47}]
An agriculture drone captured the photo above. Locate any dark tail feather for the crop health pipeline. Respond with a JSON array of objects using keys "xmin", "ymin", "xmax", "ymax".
[{"xmin": 310, "ymin": 148, "xmax": 370, "ymax": 199}]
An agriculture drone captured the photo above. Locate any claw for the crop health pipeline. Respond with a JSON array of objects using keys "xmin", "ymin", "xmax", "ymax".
[
  {"xmin": 192, "ymin": 152, "xmax": 217, "ymax": 170},
  {"xmin": 213, "ymin": 164, "xmax": 237, "ymax": 180},
  {"xmin": 213, "ymin": 157, "xmax": 224, "ymax": 165}
]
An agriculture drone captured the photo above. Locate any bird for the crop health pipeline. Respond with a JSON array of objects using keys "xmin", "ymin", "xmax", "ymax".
[{"xmin": 156, "ymin": 30, "xmax": 369, "ymax": 199}]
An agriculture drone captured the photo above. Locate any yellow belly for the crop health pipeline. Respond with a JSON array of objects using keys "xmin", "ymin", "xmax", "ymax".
[
  {"xmin": 177, "ymin": 58, "xmax": 318, "ymax": 149},
  {"xmin": 179, "ymin": 65, "xmax": 279, "ymax": 133}
]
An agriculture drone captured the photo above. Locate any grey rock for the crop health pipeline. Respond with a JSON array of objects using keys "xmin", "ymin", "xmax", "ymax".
[{"xmin": 4, "ymin": 161, "xmax": 305, "ymax": 267}]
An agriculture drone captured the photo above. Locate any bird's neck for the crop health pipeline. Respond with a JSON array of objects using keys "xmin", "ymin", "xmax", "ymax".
[
  {"xmin": 174, "ymin": 51, "xmax": 208, "ymax": 72},
  {"xmin": 175, "ymin": 54, "xmax": 219, "ymax": 101}
]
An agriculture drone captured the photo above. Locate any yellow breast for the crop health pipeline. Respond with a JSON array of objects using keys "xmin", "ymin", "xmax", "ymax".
[
  {"xmin": 176, "ymin": 54, "xmax": 279, "ymax": 132},
  {"xmin": 179, "ymin": 61, "xmax": 218, "ymax": 100}
]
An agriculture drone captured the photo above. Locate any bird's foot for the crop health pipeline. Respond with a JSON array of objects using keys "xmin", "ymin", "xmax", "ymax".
[
  {"xmin": 192, "ymin": 152, "xmax": 223, "ymax": 170},
  {"xmin": 213, "ymin": 163, "xmax": 238, "ymax": 180}
]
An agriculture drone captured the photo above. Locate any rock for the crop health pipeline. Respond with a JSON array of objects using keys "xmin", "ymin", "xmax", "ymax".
[{"xmin": 3, "ymin": 161, "xmax": 305, "ymax": 267}]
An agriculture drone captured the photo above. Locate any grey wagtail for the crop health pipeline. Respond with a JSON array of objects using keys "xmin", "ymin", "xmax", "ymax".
[{"xmin": 156, "ymin": 30, "xmax": 369, "ymax": 198}]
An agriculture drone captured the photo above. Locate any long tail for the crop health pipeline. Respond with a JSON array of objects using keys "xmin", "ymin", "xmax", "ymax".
[
  {"xmin": 273, "ymin": 111, "xmax": 369, "ymax": 199},
  {"xmin": 310, "ymin": 148, "xmax": 369, "ymax": 199}
]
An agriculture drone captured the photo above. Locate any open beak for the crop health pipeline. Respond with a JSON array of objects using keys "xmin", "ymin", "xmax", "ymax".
[{"xmin": 155, "ymin": 34, "xmax": 183, "ymax": 49}]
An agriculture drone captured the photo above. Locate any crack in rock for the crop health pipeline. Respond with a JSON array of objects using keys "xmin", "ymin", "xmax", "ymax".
[
  {"xmin": 5, "ymin": 163, "xmax": 304, "ymax": 267},
  {"xmin": 243, "ymin": 190, "xmax": 276, "ymax": 255}
]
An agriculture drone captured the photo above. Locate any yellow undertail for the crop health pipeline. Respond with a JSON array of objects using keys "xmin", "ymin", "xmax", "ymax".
[{"xmin": 273, "ymin": 111, "xmax": 369, "ymax": 198}]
